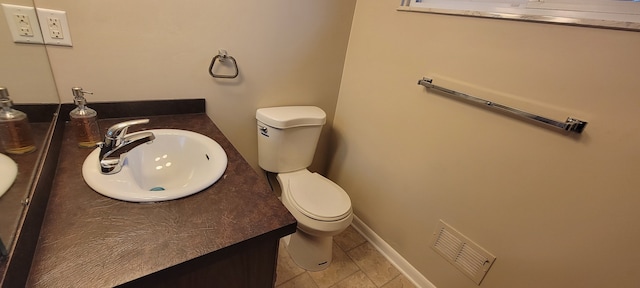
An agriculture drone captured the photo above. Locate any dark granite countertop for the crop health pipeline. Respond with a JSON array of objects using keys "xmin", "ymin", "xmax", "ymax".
[{"xmin": 26, "ymin": 113, "xmax": 296, "ymax": 287}]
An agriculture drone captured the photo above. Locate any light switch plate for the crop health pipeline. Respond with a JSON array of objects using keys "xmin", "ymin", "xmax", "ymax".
[
  {"xmin": 1, "ymin": 4, "xmax": 44, "ymax": 44},
  {"xmin": 36, "ymin": 7, "xmax": 72, "ymax": 46}
]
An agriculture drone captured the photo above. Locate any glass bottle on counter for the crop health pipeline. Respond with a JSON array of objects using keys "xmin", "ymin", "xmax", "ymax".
[
  {"xmin": 69, "ymin": 87, "xmax": 101, "ymax": 148},
  {"xmin": 0, "ymin": 87, "xmax": 36, "ymax": 154}
]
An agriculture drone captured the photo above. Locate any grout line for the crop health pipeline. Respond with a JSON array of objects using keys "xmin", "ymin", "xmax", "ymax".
[
  {"xmin": 278, "ymin": 222, "xmax": 426, "ymax": 288},
  {"xmin": 342, "ymin": 239, "xmax": 394, "ymax": 288},
  {"xmin": 351, "ymin": 215, "xmax": 437, "ymax": 288},
  {"xmin": 305, "ymin": 272, "xmax": 319, "ymax": 288},
  {"xmin": 326, "ymin": 269, "xmax": 362, "ymax": 288}
]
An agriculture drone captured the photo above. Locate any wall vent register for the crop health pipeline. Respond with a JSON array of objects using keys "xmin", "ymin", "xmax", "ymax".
[{"xmin": 431, "ymin": 220, "xmax": 496, "ymax": 285}]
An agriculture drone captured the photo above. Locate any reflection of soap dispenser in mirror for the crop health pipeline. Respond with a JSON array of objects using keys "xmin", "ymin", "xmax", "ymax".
[
  {"xmin": 70, "ymin": 87, "xmax": 101, "ymax": 148},
  {"xmin": 0, "ymin": 87, "xmax": 36, "ymax": 155}
]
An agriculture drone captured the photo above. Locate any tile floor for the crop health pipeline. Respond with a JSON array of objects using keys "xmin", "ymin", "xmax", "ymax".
[{"xmin": 275, "ymin": 226, "xmax": 417, "ymax": 288}]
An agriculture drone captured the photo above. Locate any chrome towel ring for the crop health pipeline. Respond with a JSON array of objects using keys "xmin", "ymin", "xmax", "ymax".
[{"xmin": 209, "ymin": 49, "xmax": 239, "ymax": 79}]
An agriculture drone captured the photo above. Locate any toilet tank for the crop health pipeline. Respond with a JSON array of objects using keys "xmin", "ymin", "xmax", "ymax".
[{"xmin": 256, "ymin": 106, "xmax": 326, "ymax": 173}]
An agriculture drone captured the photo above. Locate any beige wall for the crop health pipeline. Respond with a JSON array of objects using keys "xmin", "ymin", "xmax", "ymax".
[
  {"xmin": 329, "ymin": 1, "xmax": 640, "ymax": 288},
  {"xmin": 0, "ymin": 0, "xmax": 58, "ymax": 104},
  {"xmin": 23, "ymin": 0, "xmax": 640, "ymax": 286},
  {"xmin": 34, "ymin": 0, "xmax": 356, "ymax": 172}
]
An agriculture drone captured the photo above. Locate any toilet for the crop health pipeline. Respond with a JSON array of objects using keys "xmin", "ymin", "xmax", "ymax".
[{"xmin": 256, "ymin": 106, "xmax": 353, "ymax": 271}]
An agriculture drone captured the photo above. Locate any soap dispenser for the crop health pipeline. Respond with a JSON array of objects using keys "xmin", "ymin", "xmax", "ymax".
[
  {"xmin": 69, "ymin": 87, "xmax": 101, "ymax": 148},
  {"xmin": 0, "ymin": 87, "xmax": 36, "ymax": 154}
]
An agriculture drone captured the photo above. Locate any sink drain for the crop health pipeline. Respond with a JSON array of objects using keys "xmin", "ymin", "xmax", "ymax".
[{"xmin": 149, "ymin": 187, "xmax": 165, "ymax": 191}]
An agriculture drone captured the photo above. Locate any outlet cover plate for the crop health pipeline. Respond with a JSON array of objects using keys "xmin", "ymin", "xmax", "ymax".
[
  {"xmin": 36, "ymin": 7, "xmax": 72, "ymax": 46},
  {"xmin": 1, "ymin": 4, "xmax": 44, "ymax": 44}
]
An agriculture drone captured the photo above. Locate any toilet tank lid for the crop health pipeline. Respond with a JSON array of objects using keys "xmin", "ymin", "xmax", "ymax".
[{"xmin": 256, "ymin": 106, "xmax": 326, "ymax": 129}]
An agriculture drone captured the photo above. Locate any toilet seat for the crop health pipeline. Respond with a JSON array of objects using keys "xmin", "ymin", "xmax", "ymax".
[{"xmin": 285, "ymin": 171, "xmax": 351, "ymax": 222}]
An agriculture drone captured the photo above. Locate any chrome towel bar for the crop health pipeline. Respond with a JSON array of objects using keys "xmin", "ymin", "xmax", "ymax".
[{"xmin": 418, "ymin": 77, "xmax": 588, "ymax": 134}]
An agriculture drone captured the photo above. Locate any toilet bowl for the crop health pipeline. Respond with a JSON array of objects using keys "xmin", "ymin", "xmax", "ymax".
[
  {"xmin": 255, "ymin": 106, "xmax": 353, "ymax": 271},
  {"xmin": 277, "ymin": 169, "xmax": 352, "ymax": 271}
]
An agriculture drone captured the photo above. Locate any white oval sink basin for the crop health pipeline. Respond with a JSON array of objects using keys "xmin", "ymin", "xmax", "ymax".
[
  {"xmin": 82, "ymin": 129, "xmax": 227, "ymax": 202},
  {"xmin": 0, "ymin": 153, "xmax": 18, "ymax": 199}
]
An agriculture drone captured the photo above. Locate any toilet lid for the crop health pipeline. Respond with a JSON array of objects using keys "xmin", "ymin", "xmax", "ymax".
[{"xmin": 287, "ymin": 173, "xmax": 351, "ymax": 222}]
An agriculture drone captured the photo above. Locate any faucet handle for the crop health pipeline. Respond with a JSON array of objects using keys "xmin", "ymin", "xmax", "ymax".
[{"xmin": 105, "ymin": 119, "xmax": 150, "ymax": 140}]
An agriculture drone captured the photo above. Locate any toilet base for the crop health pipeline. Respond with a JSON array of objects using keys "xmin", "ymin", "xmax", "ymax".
[{"xmin": 284, "ymin": 229, "xmax": 333, "ymax": 271}]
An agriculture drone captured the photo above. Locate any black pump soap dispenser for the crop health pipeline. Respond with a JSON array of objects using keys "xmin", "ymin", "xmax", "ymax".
[
  {"xmin": 0, "ymin": 87, "xmax": 36, "ymax": 154},
  {"xmin": 69, "ymin": 87, "xmax": 101, "ymax": 148}
]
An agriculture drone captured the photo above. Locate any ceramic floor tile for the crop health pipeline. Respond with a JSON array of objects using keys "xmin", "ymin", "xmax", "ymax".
[
  {"xmin": 276, "ymin": 227, "xmax": 411, "ymax": 288},
  {"xmin": 276, "ymin": 238, "xmax": 307, "ymax": 286},
  {"xmin": 277, "ymin": 272, "xmax": 319, "ymax": 288},
  {"xmin": 330, "ymin": 270, "xmax": 377, "ymax": 288},
  {"xmin": 380, "ymin": 274, "xmax": 417, "ymax": 288},
  {"xmin": 347, "ymin": 242, "xmax": 401, "ymax": 287},
  {"xmin": 334, "ymin": 225, "xmax": 367, "ymax": 252},
  {"xmin": 308, "ymin": 242, "xmax": 360, "ymax": 288}
]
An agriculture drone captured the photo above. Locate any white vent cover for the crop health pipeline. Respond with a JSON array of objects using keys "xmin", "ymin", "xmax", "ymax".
[{"xmin": 431, "ymin": 220, "xmax": 496, "ymax": 285}]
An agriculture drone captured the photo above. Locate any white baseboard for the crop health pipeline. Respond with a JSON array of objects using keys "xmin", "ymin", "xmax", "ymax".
[{"xmin": 351, "ymin": 215, "xmax": 437, "ymax": 288}]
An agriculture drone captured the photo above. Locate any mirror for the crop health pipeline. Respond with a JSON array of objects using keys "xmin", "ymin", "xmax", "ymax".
[{"xmin": 0, "ymin": 0, "xmax": 60, "ymax": 264}]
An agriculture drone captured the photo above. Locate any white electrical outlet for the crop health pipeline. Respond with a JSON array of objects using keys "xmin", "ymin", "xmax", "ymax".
[
  {"xmin": 14, "ymin": 14, "xmax": 34, "ymax": 36},
  {"xmin": 36, "ymin": 8, "xmax": 72, "ymax": 46},
  {"xmin": 47, "ymin": 17, "xmax": 63, "ymax": 39},
  {"xmin": 1, "ymin": 4, "xmax": 44, "ymax": 44}
]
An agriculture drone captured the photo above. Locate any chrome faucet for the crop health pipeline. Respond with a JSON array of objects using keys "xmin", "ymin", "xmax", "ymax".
[{"xmin": 98, "ymin": 119, "xmax": 155, "ymax": 175}]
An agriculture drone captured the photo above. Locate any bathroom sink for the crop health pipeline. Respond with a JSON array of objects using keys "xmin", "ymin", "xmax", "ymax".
[
  {"xmin": 82, "ymin": 129, "xmax": 227, "ymax": 202},
  {"xmin": 0, "ymin": 153, "xmax": 18, "ymax": 198}
]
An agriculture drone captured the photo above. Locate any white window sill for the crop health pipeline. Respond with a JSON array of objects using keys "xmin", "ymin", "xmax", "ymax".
[{"xmin": 397, "ymin": 6, "xmax": 640, "ymax": 32}]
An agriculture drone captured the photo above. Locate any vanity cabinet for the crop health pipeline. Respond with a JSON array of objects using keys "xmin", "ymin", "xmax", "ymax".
[
  {"xmin": 22, "ymin": 100, "xmax": 296, "ymax": 287},
  {"xmin": 120, "ymin": 237, "xmax": 279, "ymax": 287}
]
